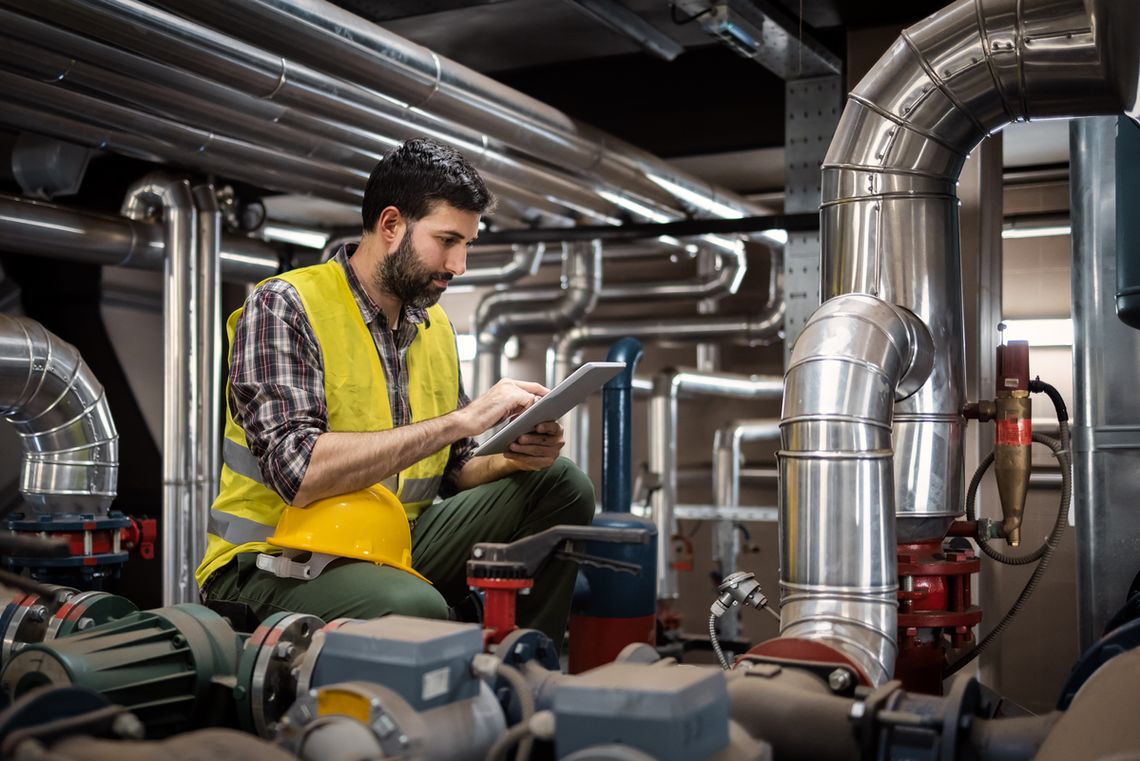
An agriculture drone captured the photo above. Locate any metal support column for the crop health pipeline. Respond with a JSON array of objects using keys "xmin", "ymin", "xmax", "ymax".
[
  {"xmin": 1071, "ymin": 116, "xmax": 1140, "ymax": 650},
  {"xmin": 783, "ymin": 76, "xmax": 841, "ymax": 364}
]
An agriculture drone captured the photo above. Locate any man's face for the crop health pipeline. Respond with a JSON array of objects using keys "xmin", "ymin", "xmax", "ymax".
[{"xmin": 375, "ymin": 202, "xmax": 479, "ymax": 310}]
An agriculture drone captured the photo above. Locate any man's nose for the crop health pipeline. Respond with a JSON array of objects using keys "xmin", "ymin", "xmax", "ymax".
[{"xmin": 445, "ymin": 249, "xmax": 467, "ymax": 277}]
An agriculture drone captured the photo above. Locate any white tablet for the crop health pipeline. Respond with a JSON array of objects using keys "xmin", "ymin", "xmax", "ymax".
[{"xmin": 472, "ymin": 361, "xmax": 626, "ymax": 456}]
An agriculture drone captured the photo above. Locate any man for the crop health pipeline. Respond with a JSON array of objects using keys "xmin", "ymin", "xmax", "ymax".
[{"xmin": 196, "ymin": 138, "xmax": 595, "ymax": 645}]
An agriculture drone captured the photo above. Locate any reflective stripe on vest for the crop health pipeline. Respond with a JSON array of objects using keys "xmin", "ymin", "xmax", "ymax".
[{"xmin": 195, "ymin": 259, "xmax": 459, "ymax": 589}]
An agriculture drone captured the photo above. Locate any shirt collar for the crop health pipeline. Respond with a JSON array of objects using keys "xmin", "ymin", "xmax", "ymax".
[{"xmin": 334, "ymin": 243, "xmax": 429, "ymax": 329}]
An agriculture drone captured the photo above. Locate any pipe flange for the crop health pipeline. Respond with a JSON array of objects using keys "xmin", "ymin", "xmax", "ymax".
[
  {"xmin": 276, "ymin": 681, "xmax": 424, "ymax": 759},
  {"xmin": 44, "ymin": 591, "xmax": 137, "ymax": 641},
  {"xmin": 1, "ymin": 586, "xmax": 76, "ymax": 667},
  {"xmin": 237, "ymin": 611, "xmax": 324, "ymax": 737},
  {"xmin": 292, "ymin": 617, "xmax": 356, "ymax": 698}
]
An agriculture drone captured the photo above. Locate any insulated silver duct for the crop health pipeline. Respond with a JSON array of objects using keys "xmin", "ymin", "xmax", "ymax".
[
  {"xmin": 0, "ymin": 315, "xmax": 118, "ymax": 514},
  {"xmin": 651, "ymin": 371, "xmax": 783, "ymax": 600},
  {"xmin": 822, "ymin": 0, "xmax": 1139, "ymax": 543},
  {"xmin": 121, "ymin": 174, "xmax": 198, "ymax": 606},
  {"xmin": 780, "ymin": 294, "xmax": 934, "ymax": 685},
  {"xmin": 473, "ymin": 241, "xmax": 601, "ymax": 395},
  {"xmin": 148, "ymin": 0, "xmax": 768, "ymax": 221},
  {"xmin": 0, "ymin": 194, "xmax": 281, "ymax": 283},
  {"xmin": 787, "ymin": 0, "xmax": 1139, "ymax": 686}
]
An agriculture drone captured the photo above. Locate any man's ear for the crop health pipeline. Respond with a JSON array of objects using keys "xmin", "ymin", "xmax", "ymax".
[{"xmin": 376, "ymin": 206, "xmax": 404, "ymax": 245}]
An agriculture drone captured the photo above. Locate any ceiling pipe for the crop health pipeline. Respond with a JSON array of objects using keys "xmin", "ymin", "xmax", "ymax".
[
  {"xmin": 791, "ymin": 0, "xmax": 1139, "ymax": 685},
  {"xmin": 473, "ymin": 241, "xmax": 602, "ymax": 396},
  {"xmin": 121, "ymin": 174, "xmax": 199, "ymax": 607},
  {"xmin": 651, "ymin": 371, "xmax": 783, "ymax": 600},
  {"xmin": 0, "ymin": 2, "xmax": 637, "ymax": 226},
  {"xmin": 0, "ymin": 70, "xmax": 367, "ymax": 204},
  {"xmin": 118, "ymin": 0, "xmax": 775, "ymax": 227},
  {"xmin": 0, "ymin": 314, "xmax": 118, "ymax": 515},
  {"xmin": 712, "ymin": 419, "xmax": 780, "ymax": 641},
  {"xmin": 0, "ymin": 194, "xmax": 282, "ymax": 283}
]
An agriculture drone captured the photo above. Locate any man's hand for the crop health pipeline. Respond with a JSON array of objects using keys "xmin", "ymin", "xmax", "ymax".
[
  {"xmin": 503, "ymin": 420, "xmax": 565, "ymax": 471},
  {"xmin": 458, "ymin": 378, "xmax": 548, "ymax": 437}
]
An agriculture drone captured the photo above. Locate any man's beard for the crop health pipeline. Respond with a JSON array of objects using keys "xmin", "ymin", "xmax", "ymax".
[{"xmin": 374, "ymin": 227, "xmax": 452, "ymax": 311}]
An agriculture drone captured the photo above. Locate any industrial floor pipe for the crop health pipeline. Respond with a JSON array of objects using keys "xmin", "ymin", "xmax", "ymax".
[
  {"xmin": 121, "ymin": 175, "xmax": 199, "ymax": 606},
  {"xmin": 473, "ymin": 241, "xmax": 601, "ymax": 396},
  {"xmin": 712, "ymin": 420, "xmax": 780, "ymax": 642},
  {"xmin": 192, "ymin": 183, "xmax": 222, "ymax": 575},
  {"xmin": 780, "ymin": 294, "xmax": 934, "ymax": 686},
  {"xmin": 0, "ymin": 194, "xmax": 281, "ymax": 283},
  {"xmin": 651, "ymin": 371, "xmax": 783, "ymax": 600}
]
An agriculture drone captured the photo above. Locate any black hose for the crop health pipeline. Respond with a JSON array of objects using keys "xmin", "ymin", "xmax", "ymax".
[
  {"xmin": 1029, "ymin": 378, "xmax": 1068, "ymax": 422},
  {"xmin": 945, "ymin": 421, "xmax": 1071, "ymax": 678}
]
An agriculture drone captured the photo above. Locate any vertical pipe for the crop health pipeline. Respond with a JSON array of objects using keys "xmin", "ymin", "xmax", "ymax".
[
  {"xmin": 651, "ymin": 371, "xmax": 783, "ymax": 599},
  {"xmin": 1071, "ymin": 116, "xmax": 1140, "ymax": 650},
  {"xmin": 122, "ymin": 174, "xmax": 197, "ymax": 606},
  {"xmin": 712, "ymin": 420, "xmax": 780, "ymax": 641},
  {"xmin": 192, "ymin": 183, "xmax": 222, "ymax": 577},
  {"xmin": 601, "ymin": 337, "xmax": 643, "ymax": 513}
]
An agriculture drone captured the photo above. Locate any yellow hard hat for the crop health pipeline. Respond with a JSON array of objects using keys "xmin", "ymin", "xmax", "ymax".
[{"xmin": 267, "ymin": 486, "xmax": 430, "ymax": 583}]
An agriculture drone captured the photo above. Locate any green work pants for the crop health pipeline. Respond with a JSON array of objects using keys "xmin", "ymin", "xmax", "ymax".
[{"xmin": 202, "ymin": 458, "xmax": 595, "ymax": 647}]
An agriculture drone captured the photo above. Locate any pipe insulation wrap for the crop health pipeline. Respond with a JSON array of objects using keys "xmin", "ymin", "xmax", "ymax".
[
  {"xmin": 0, "ymin": 314, "xmax": 118, "ymax": 514},
  {"xmin": 779, "ymin": 293, "xmax": 933, "ymax": 685},
  {"xmin": 823, "ymin": 0, "xmax": 1139, "ymax": 540}
]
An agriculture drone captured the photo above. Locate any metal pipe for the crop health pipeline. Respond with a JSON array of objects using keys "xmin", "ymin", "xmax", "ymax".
[
  {"xmin": 121, "ymin": 174, "xmax": 197, "ymax": 606},
  {"xmin": 147, "ymin": 0, "xmax": 774, "ymax": 223},
  {"xmin": 552, "ymin": 308, "xmax": 784, "ymax": 467},
  {"xmin": 779, "ymin": 294, "xmax": 934, "ymax": 686},
  {"xmin": 0, "ymin": 315, "xmax": 118, "ymax": 515},
  {"xmin": 651, "ymin": 371, "xmax": 783, "ymax": 600},
  {"xmin": 473, "ymin": 241, "xmax": 601, "ymax": 396},
  {"xmin": 602, "ymin": 338, "xmax": 644, "ymax": 513},
  {"xmin": 712, "ymin": 419, "xmax": 780, "ymax": 640},
  {"xmin": 0, "ymin": 194, "xmax": 281, "ymax": 283},
  {"xmin": 0, "ymin": 3, "xmax": 625, "ymax": 226},
  {"xmin": 822, "ymin": 0, "xmax": 1140, "ymax": 545},
  {"xmin": 192, "ymin": 183, "xmax": 222, "ymax": 580},
  {"xmin": 452, "ymin": 244, "xmax": 546, "ymax": 287}
]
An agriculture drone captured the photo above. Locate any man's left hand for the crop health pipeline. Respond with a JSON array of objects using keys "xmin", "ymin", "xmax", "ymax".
[{"xmin": 504, "ymin": 421, "xmax": 564, "ymax": 471}]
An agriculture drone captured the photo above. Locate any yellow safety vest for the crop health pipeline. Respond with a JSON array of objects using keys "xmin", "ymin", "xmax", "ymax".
[{"xmin": 195, "ymin": 259, "xmax": 458, "ymax": 587}]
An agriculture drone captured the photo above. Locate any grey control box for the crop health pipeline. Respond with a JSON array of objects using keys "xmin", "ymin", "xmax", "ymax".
[
  {"xmin": 308, "ymin": 616, "xmax": 482, "ymax": 711},
  {"xmin": 552, "ymin": 662, "xmax": 730, "ymax": 761}
]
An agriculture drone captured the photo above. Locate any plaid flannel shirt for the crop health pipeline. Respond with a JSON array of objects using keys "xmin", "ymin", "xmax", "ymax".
[{"xmin": 227, "ymin": 244, "xmax": 474, "ymax": 504}]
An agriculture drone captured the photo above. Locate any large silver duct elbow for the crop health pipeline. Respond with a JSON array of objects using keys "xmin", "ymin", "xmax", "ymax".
[
  {"xmin": 0, "ymin": 315, "xmax": 118, "ymax": 514},
  {"xmin": 823, "ymin": 0, "xmax": 1139, "ymax": 542},
  {"xmin": 779, "ymin": 294, "xmax": 933, "ymax": 685}
]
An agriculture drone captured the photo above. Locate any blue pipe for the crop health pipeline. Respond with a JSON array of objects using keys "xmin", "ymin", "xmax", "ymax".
[{"xmin": 602, "ymin": 337, "xmax": 643, "ymax": 512}]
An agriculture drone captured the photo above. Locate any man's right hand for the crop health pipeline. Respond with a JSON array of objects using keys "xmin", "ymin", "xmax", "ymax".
[{"xmin": 458, "ymin": 378, "xmax": 548, "ymax": 436}]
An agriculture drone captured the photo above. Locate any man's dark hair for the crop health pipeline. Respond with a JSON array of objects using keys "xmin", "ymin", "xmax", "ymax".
[{"xmin": 361, "ymin": 138, "xmax": 495, "ymax": 233}]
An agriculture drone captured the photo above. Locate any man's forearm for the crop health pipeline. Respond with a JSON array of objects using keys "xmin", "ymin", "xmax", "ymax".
[
  {"xmin": 291, "ymin": 412, "xmax": 468, "ymax": 506},
  {"xmin": 453, "ymin": 454, "xmax": 521, "ymax": 492}
]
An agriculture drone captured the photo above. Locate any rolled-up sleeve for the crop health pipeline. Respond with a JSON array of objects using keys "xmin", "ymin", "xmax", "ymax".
[{"xmin": 228, "ymin": 280, "xmax": 326, "ymax": 504}]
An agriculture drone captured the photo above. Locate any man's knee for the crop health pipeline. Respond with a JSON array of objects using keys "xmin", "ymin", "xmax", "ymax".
[
  {"xmin": 310, "ymin": 562, "xmax": 450, "ymax": 621},
  {"xmin": 549, "ymin": 457, "xmax": 597, "ymax": 525}
]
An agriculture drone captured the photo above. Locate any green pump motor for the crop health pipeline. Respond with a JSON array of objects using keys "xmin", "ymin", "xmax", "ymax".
[{"xmin": 0, "ymin": 603, "xmax": 243, "ymax": 736}]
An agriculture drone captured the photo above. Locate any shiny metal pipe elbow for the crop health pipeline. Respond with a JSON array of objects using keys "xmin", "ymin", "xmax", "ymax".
[
  {"xmin": 0, "ymin": 315, "xmax": 118, "ymax": 514},
  {"xmin": 779, "ymin": 293, "xmax": 934, "ymax": 685}
]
